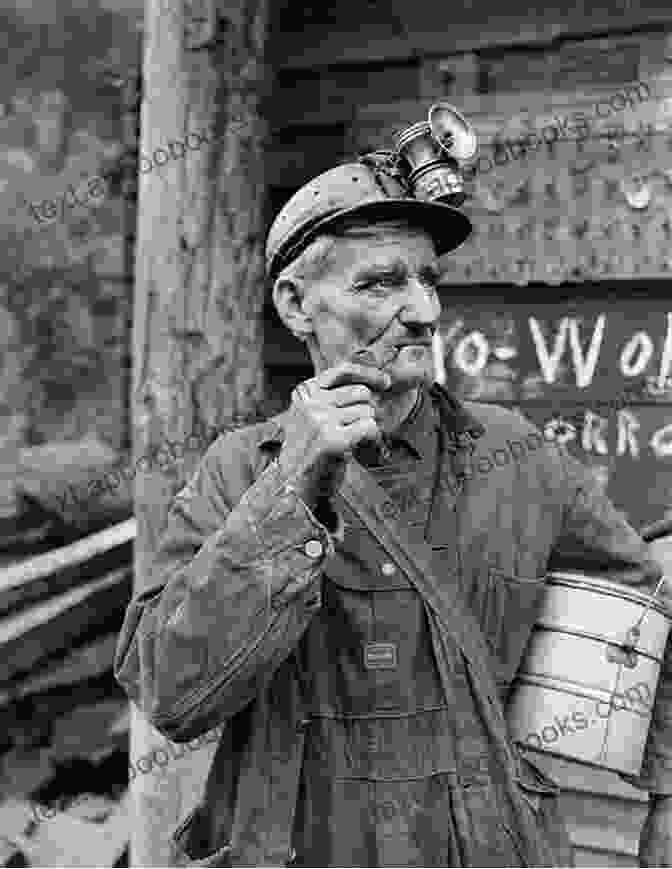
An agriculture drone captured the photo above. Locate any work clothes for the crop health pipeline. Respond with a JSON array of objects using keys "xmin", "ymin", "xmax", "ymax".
[{"xmin": 115, "ymin": 384, "xmax": 672, "ymax": 867}]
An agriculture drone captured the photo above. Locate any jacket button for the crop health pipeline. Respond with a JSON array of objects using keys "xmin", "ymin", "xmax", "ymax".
[
  {"xmin": 304, "ymin": 539, "xmax": 323, "ymax": 558},
  {"xmin": 378, "ymin": 801, "xmax": 396, "ymax": 821},
  {"xmin": 380, "ymin": 501, "xmax": 397, "ymax": 519},
  {"xmin": 381, "ymin": 561, "xmax": 396, "ymax": 576}
]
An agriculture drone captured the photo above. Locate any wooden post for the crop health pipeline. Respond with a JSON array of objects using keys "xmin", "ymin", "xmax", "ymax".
[{"xmin": 131, "ymin": 0, "xmax": 269, "ymax": 863}]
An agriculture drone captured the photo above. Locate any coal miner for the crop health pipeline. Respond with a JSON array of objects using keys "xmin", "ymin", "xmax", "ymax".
[{"xmin": 115, "ymin": 116, "xmax": 672, "ymax": 866}]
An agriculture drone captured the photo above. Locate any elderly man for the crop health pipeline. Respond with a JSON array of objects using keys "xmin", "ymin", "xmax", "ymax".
[{"xmin": 115, "ymin": 156, "xmax": 672, "ymax": 867}]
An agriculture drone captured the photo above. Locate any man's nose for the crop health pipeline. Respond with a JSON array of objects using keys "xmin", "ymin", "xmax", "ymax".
[{"xmin": 398, "ymin": 279, "xmax": 441, "ymax": 324}]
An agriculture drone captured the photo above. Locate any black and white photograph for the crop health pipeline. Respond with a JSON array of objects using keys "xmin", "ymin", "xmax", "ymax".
[{"xmin": 1, "ymin": 0, "xmax": 672, "ymax": 866}]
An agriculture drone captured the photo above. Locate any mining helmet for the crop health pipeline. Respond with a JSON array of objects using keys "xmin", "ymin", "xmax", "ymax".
[
  {"xmin": 265, "ymin": 158, "xmax": 472, "ymax": 282},
  {"xmin": 266, "ymin": 102, "xmax": 477, "ymax": 280}
]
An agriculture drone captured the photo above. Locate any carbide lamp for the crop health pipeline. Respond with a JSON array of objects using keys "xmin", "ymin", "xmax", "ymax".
[{"xmin": 393, "ymin": 102, "xmax": 478, "ymax": 207}]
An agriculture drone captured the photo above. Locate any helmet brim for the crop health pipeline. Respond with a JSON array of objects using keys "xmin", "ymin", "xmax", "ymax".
[{"xmin": 269, "ymin": 198, "xmax": 472, "ymax": 280}]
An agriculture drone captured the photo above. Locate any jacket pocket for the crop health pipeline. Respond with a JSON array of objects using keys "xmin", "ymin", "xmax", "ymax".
[
  {"xmin": 171, "ymin": 803, "xmax": 232, "ymax": 868},
  {"xmin": 482, "ymin": 568, "xmax": 547, "ymax": 687}
]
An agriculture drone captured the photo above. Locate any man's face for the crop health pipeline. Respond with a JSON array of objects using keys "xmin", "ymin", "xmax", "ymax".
[{"xmin": 303, "ymin": 225, "xmax": 442, "ymax": 392}]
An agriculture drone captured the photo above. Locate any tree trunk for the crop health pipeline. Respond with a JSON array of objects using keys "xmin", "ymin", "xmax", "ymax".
[{"xmin": 131, "ymin": 0, "xmax": 269, "ymax": 863}]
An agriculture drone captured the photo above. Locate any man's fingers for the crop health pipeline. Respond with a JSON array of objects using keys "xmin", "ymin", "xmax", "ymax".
[
  {"xmin": 292, "ymin": 382, "xmax": 312, "ymax": 403},
  {"xmin": 343, "ymin": 417, "xmax": 380, "ymax": 442},
  {"xmin": 337, "ymin": 403, "xmax": 376, "ymax": 426},
  {"xmin": 292, "ymin": 380, "xmax": 375, "ymax": 406},
  {"xmin": 318, "ymin": 362, "xmax": 391, "ymax": 392},
  {"xmin": 329, "ymin": 384, "xmax": 373, "ymax": 406}
]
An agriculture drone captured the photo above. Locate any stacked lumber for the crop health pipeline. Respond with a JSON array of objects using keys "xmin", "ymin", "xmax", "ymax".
[{"xmin": 0, "ymin": 519, "xmax": 136, "ymax": 867}]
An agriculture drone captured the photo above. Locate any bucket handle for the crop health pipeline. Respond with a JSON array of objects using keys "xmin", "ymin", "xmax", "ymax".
[
  {"xmin": 622, "ymin": 575, "xmax": 668, "ymax": 650},
  {"xmin": 606, "ymin": 642, "xmax": 638, "ymax": 668},
  {"xmin": 625, "ymin": 516, "xmax": 672, "ymax": 649}
]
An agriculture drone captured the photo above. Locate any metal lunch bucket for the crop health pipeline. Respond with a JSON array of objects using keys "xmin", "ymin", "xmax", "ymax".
[{"xmin": 506, "ymin": 570, "xmax": 672, "ymax": 775}]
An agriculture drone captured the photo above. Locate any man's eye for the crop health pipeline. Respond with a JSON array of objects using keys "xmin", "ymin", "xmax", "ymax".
[
  {"xmin": 353, "ymin": 276, "xmax": 399, "ymax": 293},
  {"xmin": 376, "ymin": 275, "xmax": 401, "ymax": 287},
  {"xmin": 420, "ymin": 274, "xmax": 439, "ymax": 290}
]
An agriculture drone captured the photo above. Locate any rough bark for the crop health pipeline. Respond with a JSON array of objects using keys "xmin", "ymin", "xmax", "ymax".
[{"xmin": 131, "ymin": 0, "xmax": 269, "ymax": 863}]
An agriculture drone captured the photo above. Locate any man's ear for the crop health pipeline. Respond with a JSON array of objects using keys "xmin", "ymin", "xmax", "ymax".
[{"xmin": 272, "ymin": 276, "xmax": 313, "ymax": 341}]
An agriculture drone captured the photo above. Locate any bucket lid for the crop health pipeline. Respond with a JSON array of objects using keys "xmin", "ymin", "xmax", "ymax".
[{"xmin": 546, "ymin": 571, "xmax": 672, "ymax": 620}]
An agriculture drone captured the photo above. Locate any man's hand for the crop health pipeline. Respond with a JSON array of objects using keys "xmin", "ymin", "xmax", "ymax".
[
  {"xmin": 639, "ymin": 795, "xmax": 672, "ymax": 866},
  {"xmin": 278, "ymin": 362, "xmax": 391, "ymax": 509}
]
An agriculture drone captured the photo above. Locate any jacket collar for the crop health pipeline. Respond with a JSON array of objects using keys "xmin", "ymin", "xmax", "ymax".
[
  {"xmin": 386, "ymin": 385, "xmax": 435, "ymax": 459},
  {"xmin": 258, "ymin": 382, "xmax": 485, "ymax": 455}
]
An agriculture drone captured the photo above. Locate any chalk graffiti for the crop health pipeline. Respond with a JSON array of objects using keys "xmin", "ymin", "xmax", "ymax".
[
  {"xmin": 442, "ymin": 311, "xmax": 672, "ymax": 461},
  {"xmin": 449, "ymin": 313, "xmax": 672, "ymax": 390},
  {"xmin": 528, "ymin": 313, "xmax": 672, "ymax": 391},
  {"xmin": 530, "ymin": 314, "xmax": 607, "ymax": 389},
  {"xmin": 545, "ymin": 408, "xmax": 666, "ymax": 459}
]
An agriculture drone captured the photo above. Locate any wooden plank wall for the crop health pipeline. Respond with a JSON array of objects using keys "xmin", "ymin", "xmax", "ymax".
[
  {"xmin": 267, "ymin": 7, "xmax": 672, "ymax": 864},
  {"xmin": 270, "ymin": 0, "xmax": 672, "ymax": 69}
]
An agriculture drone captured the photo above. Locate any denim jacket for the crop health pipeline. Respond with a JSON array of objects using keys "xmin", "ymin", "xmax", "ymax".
[{"xmin": 114, "ymin": 385, "xmax": 672, "ymax": 866}]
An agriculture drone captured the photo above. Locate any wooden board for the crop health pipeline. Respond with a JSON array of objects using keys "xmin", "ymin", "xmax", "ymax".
[
  {"xmin": 0, "ymin": 565, "xmax": 132, "ymax": 686},
  {"xmin": 13, "ymin": 788, "xmax": 130, "ymax": 868},
  {"xmin": 50, "ymin": 699, "xmax": 129, "ymax": 763},
  {"xmin": 0, "ymin": 633, "xmax": 120, "ymax": 707},
  {"xmin": 272, "ymin": 0, "xmax": 672, "ymax": 70},
  {"xmin": 0, "ymin": 518, "xmax": 135, "ymax": 618}
]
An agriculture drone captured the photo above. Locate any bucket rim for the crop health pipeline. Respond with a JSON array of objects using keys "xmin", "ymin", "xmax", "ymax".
[
  {"xmin": 529, "ymin": 622, "xmax": 663, "ymax": 660},
  {"xmin": 511, "ymin": 672, "xmax": 656, "ymax": 714},
  {"xmin": 546, "ymin": 571, "xmax": 672, "ymax": 619},
  {"xmin": 511, "ymin": 741, "xmax": 642, "ymax": 777}
]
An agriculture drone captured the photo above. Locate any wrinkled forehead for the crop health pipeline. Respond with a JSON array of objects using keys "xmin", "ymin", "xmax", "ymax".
[{"xmin": 326, "ymin": 220, "xmax": 439, "ymax": 273}]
